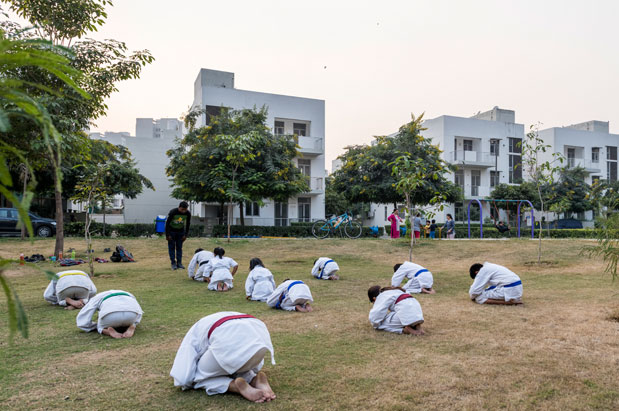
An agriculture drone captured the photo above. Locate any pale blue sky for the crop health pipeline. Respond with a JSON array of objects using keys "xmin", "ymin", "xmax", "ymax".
[{"xmin": 15, "ymin": 1, "xmax": 619, "ymax": 167}]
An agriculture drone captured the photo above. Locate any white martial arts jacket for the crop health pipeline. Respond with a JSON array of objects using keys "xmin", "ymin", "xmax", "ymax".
[
  {"xmin": 469, "ymin": 262, "xmax": 522, "ymax": 300},
  {"xmin": 76, "ymin": 290, "xmax": 143, "ymax": 333},
  {"xmin": 199, "ymin": 256, "xmax": 238, "ymax": 283},
  {"xmin": 170, "ymin": 311, "xmax": 275, "ymax": 389},
  {"xmin": 187, "ymin": 250, "xmax": 215, "ymax": 281},
  {"xmin": 43, "ymin": 270, "xmax": 97, "ymax": 306},
  {"xmin": 245, "ymin": 266, "xmax": 276, "ymax": 301},
  {"xmin": 266, "ymin": 280, "xmax": 313, "ymax": 311},
  {"xmin": 311, "ymin": 257, "xmax": 339, "ymax": 280},
  {"xmin": 391, "ymin": 261, "xmax": 434, "ymax": 294},
  {"xmin": 369, "ymin": 289, "xmax": 424, "ymax": 329}
]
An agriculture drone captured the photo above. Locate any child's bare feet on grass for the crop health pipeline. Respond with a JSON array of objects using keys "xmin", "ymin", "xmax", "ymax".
[
  {"xmin": 403, "ymin": 325, "xmax": 425, "ymax": 336},
  {"xmin": 296, "ymin": 304, "xmax": 313, "ymax": 312},
  {"xmin": 229, "ymin": 377, "xmax": 268, "ymax": 403},
  {"xmin": 251, "ymin": 372, "xmax": 276, "ymax": 401},
  {"xmin": 421, "ymin": 288, "xmax": 436, "ymax": 294},
  {"xmin": 122, "ymin": 325, "xmax": 136, "ymax": 338},
  {"xmin": 64, "ymin": 305, "xmax": 75, "ymax": 310},
  {"xmin": 102, "ymin": 327, "xmax": 123, "ymax": 339}
]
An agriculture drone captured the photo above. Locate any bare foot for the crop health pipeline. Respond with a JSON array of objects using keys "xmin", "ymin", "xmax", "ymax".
[
  {"xmin": 305, "ymin": 304, "xmax": 313, "ymax": 312},
  {"xmin": 222, "ymin": 283, "xmax": 229, "ymax": 292},
  {"xmin": 329, "ymin": 275, "xmax": 339, "ymax": 280},
  {"xmin": 66, "ymin": 298, "xmax": 84, "ymax": 309},
  {"xmin": 295, "ymin": 305, "xmax": 307, "ymax": 312},
  {"xmin": 102, "ymin": 327, "xmax": 123, "ymax": 339},
  {"xmin": 64, "ymin": 305, "xmax": 75, "ymax": 310},
  {"xmin": 251, "ymin": 372, "xmax": 276, "ymax": 401},
  {"xmin": 122, "ymin": 325, "xmax": 136, "ymax": 338},
  {"xmin": 402, "ymin": 324, "xmax": 425, "ymax": 336},
  {"xmin": 422, "ymin": 288, "xmax": 436, "ymax": 294},
  {"xmin": 228, "ymin": 377, "xmax": 268, "ymax": 403}
]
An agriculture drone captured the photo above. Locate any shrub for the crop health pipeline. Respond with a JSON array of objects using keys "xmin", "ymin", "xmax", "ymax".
[
  {"xmin": 64, "ymin": 222, "xmax": 207, "ymax": 238},
  {"xmin": 211, "ymin": 225, "xmax": 383, "ymax": 238}
]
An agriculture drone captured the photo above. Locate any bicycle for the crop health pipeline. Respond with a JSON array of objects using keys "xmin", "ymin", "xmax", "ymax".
[{"xmin": 311, "ymin": 211, "xmax": 363, "ymax": 239}]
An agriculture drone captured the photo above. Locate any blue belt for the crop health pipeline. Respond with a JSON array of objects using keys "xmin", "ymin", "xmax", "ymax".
[
  {"xmin": 485, "ymin": 280, "xmax": 522, "ymax": 292},
  {"xmin": 414, "ymin": 269, "xmax": 429, "ymax": 278},
  {"xmin": 276, "ymin": 281, "xmax": 304, "ymax": 309},
  {"xmin": 319, "ymin": 260, "xmax": 334, "ymax": 279}
]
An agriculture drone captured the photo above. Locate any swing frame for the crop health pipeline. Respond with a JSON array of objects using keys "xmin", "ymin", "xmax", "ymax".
[{"xmin": 467, "ymin": 199, "xmax": 535, "ymax": 239}]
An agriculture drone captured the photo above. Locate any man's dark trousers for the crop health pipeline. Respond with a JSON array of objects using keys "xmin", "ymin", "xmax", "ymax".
[{"xmin": 168, "ymin": 232, "xmax": 185, "ymax": 265}]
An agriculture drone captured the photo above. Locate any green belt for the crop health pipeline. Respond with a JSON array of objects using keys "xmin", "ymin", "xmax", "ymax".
[{"xmin": 101, "ymin": 292, "xmax": 131, "ymax": 303}]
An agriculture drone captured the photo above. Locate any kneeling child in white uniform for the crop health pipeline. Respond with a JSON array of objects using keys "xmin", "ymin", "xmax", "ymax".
[
  {"xmin": 201, "ymin": 247, "xmax": 238, "ymax": 291},
  {"xmin": 44, "ymin": 269, "xmax": 97, "ymax": 309},
  {"xmin": 392, "ymin": 262, "xmax": 435, "ymax": 294},
  {"xmin": 245, "ymin": 258, "xmax": 276, "ymax": 302},
  {"xmin": 311, "ymin": 257, "xmax": 340, "ymax": 280},
  {"xmin": 469, "ymin": 262, "xmax": 523, "ymax": 305},
  {"xmin": 76, "ymin": 289, "xmax": 143, "ymax": 338},
  {"xmin": 187, "ymin": 248, "xmax": 215, "ymax": 282},
  {"xmin": 368, "ymin": 285, "xmax": 425, "ymax": 335},
  {"xmin": 266, "ymin": 280, "xmax": 313, "ymax": 312}
]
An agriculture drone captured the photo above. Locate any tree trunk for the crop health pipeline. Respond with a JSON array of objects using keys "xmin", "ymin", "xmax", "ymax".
[
  {"xmin": 227, "ymin": 200, "xmax": 232, "ymax": 243},
  {"xmin": 20, "ymin": 167, "xmax": 28, "ymax": 241},
  {"xmin": 102, "ymin": 206, "xmax": 106, "ymax": 237},
  {"xmin": 537, "ymin": 186, "xmax": 544, "ymax": 264},
  {"xmin": 407, "ymin": 194, "xmax": 413, "ymax": 261},
  {"xmin": 239, "ymin": 202, "xmax": 245, "ymax": 226},
  {"xmin": 53, "ymin": 171, "xmax": 64, "ymax": 258}
]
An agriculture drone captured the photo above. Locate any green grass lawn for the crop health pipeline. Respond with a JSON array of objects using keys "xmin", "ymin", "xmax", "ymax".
[{"xmin": 0, "ymin": 237, "xmax": 618, "ymax": 410}]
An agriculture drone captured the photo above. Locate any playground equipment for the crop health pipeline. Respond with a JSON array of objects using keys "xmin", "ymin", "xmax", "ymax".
[{"xmin": 467, "ymin": 199, "xmax": 535, "ymax": 239}]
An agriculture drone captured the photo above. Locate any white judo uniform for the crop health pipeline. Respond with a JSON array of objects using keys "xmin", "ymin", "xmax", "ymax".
[
  {"xmin": 187, "ymin": 250, "xmax": 215, "ymax": 282},
  {"xmin": 76, "ymin": 290, "xmax": 143, "ymax": 333},
  {"xmin": 170, "ymin": 311, "xmax": 275, "ymax": 395},
  {"xmin": 469, "ymin": 262, "xmax": 523, "ymax": 304},
  {"xmin": 369, "ymin": 289, "xmax": 424, "ymax": 334},
  {"xmin": 200, "ymin": 256, "xmax": 238, "ymax": 290},
  {"xmin": 245, "ymin": 267, "xmax": 276, "ymax": 302},
  {"xmin": 43, "ymin": 270, "xmax": 97, "ymax": 306},
  {"xmin": 266, "ymin": 280, "xmax": 313, "ymax": 311},
  {"xmin": 391, "ymin": 261, "xmax": 434, "ymax": 294},
  {"xmin": 311, "ymin": 257, "xmax": 340, "ymax": 280}
]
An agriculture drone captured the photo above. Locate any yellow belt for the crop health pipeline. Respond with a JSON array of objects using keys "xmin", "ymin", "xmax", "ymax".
[{"xmin": 57, "ymin": 271, "xmax": 88, "ymax": 279}]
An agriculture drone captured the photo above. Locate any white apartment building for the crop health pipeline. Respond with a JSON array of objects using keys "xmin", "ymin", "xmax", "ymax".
[
  {"xmin": 136, "ymin": 118, "xmax": 183, "ymax": 139},
  {"xmin": 360, "ymin": 107, "xmax": 524, "ymax": 227},
  {"xmin": 538, "ymin": 120, "xmax": 618, "ymax": 222},
  {"xmin": 192, "ymin": 68, "xmax": 326, "ymax": 226}
]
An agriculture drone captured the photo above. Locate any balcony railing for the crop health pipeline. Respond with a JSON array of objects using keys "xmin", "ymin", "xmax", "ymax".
[
  {"xmin": 566, "ymin": 158, "xmax": 601, "ymax": 172},
  {"xmin": 459, "ymin": 184, "xmax": 490, "ymax": 198},
  {"xmin": 296, "ymin": 136, "xmax": 323, "ymax": 154},
  {"xmin": 305, "ymin": 176, "xmax": 324, "ymax": 193},
  {"xmin": 450, "ymin": 151, "xmax": 496, "ymax": 167}
]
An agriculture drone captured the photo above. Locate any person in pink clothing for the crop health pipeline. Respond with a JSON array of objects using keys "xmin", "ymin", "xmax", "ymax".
[{"xmin": 387, "ymin": 209, "xmax": 403, "ymax": 239}]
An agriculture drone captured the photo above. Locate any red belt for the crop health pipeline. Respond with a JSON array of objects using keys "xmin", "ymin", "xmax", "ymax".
[
  {"xmin": 395, "ymin": 293, "xmax": 412, "ymax": 304},
  {"xmin": 207, "ymin": 314, "xmax": 256, "ymax": 339}
]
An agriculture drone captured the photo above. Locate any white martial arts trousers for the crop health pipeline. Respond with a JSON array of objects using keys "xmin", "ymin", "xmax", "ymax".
[
  {"xmin": 193, "ymin": 347, "xmax": 268, "ymax": 395},
  {"xmin": 475, "ymin": 284, "xmax": 523, "ymax": 304},
  {"xmin": 57, "ymin": 286, "xmax": 90, "ymax": 302},
  {"xmin": 376, "ymin": 312, "xmax": 424, "ymax": 334},
  {"xmin": 99, "ymin": 311, "xmax": 140, "ymax": 330}
]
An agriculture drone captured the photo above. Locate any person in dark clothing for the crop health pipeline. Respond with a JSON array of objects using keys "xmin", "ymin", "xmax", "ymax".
[
  {"xmin": 166, "ymin": 201, "xmax": 191, "ymax": 270},
  {"xmin": 495, "ymin": 221, "xmax": 511, "ymax": 236}
]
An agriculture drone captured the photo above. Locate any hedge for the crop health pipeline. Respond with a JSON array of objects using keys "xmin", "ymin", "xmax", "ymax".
[
  {"xmin": 64, "ymin": 222, "xmax": 204, "ymax": 237},
  {"xmin": 211, "ymin": 224, "xmax": 384, "ymax": 238}
]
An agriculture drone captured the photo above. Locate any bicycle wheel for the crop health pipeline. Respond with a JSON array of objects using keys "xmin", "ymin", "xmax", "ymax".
[
  {"xmin": 312, "ymin": 220, "xmax": 331, "ymax": 239},
  {"xmin": 344, "ymin": 220, "xmax": 362, "ymax": 238}
]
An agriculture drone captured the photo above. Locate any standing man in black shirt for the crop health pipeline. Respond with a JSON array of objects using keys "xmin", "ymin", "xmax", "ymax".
[{"xmin": 166, "ymin": 201, "xmax": 191, "ymax": 270}]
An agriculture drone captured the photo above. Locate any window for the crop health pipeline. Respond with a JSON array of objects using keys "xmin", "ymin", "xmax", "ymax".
[
  {"xmin": 293, "ymin": 123, "xmax": 307, "ymax": 136},
  {"xmin": 508, "ymin": 137, "xmax": 522, "ymax": 184},
  {"xmin": 490, "ymin": 170, "xmax": 500, "ymax": 187},
  {"xmin": 274, "ymin": 121, "xmax": 285, "ymax": 135},
  {"xmin": 204, "ymin": 105, "xmax": 223, "ymax": 125},
  {"xmin": 245, "ymin": 202, "xmax": 260, "ymax": 216},
  {"xmin": 275, "ymin": 202, "xmax": 288, "ymax": 226},
  {"xmin": 608, "ymin": 146, "xmax": 618, "ymax": 181},
  {"xmin": 463, "ymin": 140, "xmax": 473, "ymax": 151},
  {"xmin": 297, "ymin": 159, "xmax": 311, "ymax": 176},
  {"xmin": 490, "ymin": 140, "xmax": 500, "ymax": 156},
  {"xmin": 454, "ymin": 170, "xmax": 464, "ymax": 190},
  {"xmin": 384, "ymin": 206, "xmax": 388, "ymax": 221},
  {"xmin": 298, "ymin": 198, "xmax": 311, "ymax": 222},
  {"xmin": 567, "ymin": 148, "xmax": 576, "ymax": 168},
  {"xmin": 471, "ymin": 170, "xmax": 481, "ymax": 196},
  {"xmin": 0, "ymin": 209, "xmax": 14, "ymax": 218},
  {"xmin": 592, "ymin": 147, "xmax": 600, "ymax": 163},
  {"xmin": 508, "ymin": 137, "xmax": 522, "ymax": 154}
]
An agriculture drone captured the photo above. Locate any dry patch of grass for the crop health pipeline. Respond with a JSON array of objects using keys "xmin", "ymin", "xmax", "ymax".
[{"xmin": 0, "ymin": 237, "xmax": 618, "ymax": 410}]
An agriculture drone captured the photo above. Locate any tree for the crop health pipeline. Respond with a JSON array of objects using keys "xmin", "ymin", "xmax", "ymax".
[
  {"xmin": 72, "ymin": 139, "xmax": 153, "ymax": 274},
  {"xmin": 167, "ymin": 107, "xmax": 308, "ymax": 234},
  {"xmin": 546, "ymin": 167, "xmax": 593, "ymax": 219},
  {"xmin": 0, "ymin": 28, "xmax": 86, "ymax": 340},
  {"xmin": 520, "ymin": 123, "xmax": 564, "ymax": 263},
  {"xmin": 332, "ymin": 113, "xmax": 460, "ymax": 208},
  {"xmin": 391, "ymin": 154, "xmax": 452, "ymax": 260},
  {"xmin": 1, "ymin": 0, "xmax": 154, "ymax": 256}
]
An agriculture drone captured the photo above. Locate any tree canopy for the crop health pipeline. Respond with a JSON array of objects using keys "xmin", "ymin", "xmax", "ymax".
[
  {"xmin": 167, "ymin": 107, "xmax": 309, "ymax": 216},
  {"xmin": 331, "ymin": 114, "xmax": 460, "ymax": 208}
]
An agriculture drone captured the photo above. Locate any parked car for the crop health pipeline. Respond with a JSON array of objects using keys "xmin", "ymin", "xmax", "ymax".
[
  {"xmin": 0, "ymin": 208, "xmax": 56, "ymax": 237},
  {"xmin": 553, "ymin": 218, "xmax": 583, "ymax": 229}
]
